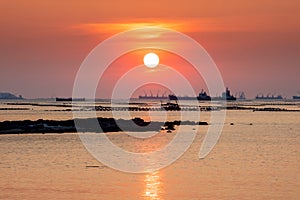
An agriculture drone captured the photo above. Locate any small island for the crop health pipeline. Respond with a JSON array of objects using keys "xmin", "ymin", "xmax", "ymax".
[{"xmin": 0, "ymin": 92, "xmax": 23, "ymax": 99}]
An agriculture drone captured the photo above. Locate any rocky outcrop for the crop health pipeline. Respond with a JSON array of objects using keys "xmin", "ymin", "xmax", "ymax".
[{"xmin": 0, "ymin": 118, "xmax": 208, "ymax": 134}]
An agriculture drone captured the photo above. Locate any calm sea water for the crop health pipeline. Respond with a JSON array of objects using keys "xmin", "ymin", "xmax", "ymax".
[{"xmin": 0, "ymin": 100, "xmax": 299, "ymax": 199}]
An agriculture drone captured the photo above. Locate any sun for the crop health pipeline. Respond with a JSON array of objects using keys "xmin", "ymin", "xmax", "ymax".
[{"xmin": 143, "ymin": 53, "xmax": 159, "ymax": 68}]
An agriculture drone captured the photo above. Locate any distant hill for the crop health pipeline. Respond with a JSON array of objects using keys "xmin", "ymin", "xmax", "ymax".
[{"xmin": 0, "ymin": 92, "xmax": 23, "ymax": 99}]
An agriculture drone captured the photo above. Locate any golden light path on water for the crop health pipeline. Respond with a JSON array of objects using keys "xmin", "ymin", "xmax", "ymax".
[{"xmin": 143, "ymin": 171, "xmax": 162, "ymax": 200}]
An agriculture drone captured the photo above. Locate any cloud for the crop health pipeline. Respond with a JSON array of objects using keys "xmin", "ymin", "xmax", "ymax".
[
  {"xmin": 71, "ymin": 21, "xmax": 186, "ymax": 35},
  {"xmin": 70, "ymin": 14, "xmax": 300, "ymax": 36}
]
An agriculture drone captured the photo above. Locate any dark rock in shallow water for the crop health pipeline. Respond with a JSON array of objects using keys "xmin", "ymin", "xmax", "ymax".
[{"xmin": 0, "ymin": 118, "xmax": 208, "ymax": 134}]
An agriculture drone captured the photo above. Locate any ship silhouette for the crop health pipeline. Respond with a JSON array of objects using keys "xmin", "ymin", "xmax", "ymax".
[
  {"xmin": 292, "ymin": 91, "xmax": 300, "ymax": 100},
  {"xmin": 211, "ymin": 87, "xmax": 236, "ymax": 101},
  {"xmin": 168, "ymin": 89, "xmax": 211, "ymax": 101},
  {"xmin": 141, "ymin": 88, "xmax": 238, "ymax": 101},
  {"xmin": 56, "ymin": 97, "xmax": 85, "ymax": 101},
  {"xmin": 138, "ymin": 91, "xmax": 168, "ymax": 100},
  {"xmin": 255, "ymin": 93, "xmax": 283, "ymax": 100}
]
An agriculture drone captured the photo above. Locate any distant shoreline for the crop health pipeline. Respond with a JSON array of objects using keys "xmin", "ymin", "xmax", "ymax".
[{"xmin": 2, "ymin": 101, "xmax": 300, "ymax": 112}]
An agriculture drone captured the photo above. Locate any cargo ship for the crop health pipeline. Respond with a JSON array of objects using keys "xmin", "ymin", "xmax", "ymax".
[
  {"xmin": 255, "ymin": 94, "xmax": 283, "ymax": 100},
  {"xmin": 212, "ymin": 87, "xmax": 236, "ymax": 101},
  {"xmin": 55, "ymin": 97, "xmax": 85, "ymax": 101},
  {"xmin": 168, "ymin": 90, "xmax": 211, "ymax": 101},
  {"xmin": 197, "ymin": 90, "xmax": 211, "ymax": 101},
  {"xmin": 293, "ymin": 93, "xmax": 300, "ymax": 100},
  {"xmin": 138, "ymin": 92, "xmax": 168, "ymax": 100}
]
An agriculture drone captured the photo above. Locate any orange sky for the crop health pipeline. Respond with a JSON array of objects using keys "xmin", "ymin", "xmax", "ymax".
[
  {"xmin": 97, "ymin": 50, "xmax": 206, "ymax": 98},
  {"xmin": 0, "ymin": 0, "xmax": 300, "ymax": 98}
]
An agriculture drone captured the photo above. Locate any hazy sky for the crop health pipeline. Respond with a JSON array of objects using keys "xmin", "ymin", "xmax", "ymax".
[{"xmin": 1, "ymin": 0, "xmax": 299, "ymax": 98}]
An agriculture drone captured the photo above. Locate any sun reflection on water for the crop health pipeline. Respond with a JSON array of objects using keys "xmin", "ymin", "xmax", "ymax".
[{"xmin": 143, "ymin": 171, "xmax": 162, "ymax": 200}]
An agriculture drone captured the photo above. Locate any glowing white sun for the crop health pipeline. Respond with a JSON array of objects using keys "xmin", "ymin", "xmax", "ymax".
[{"xmin": 143, "ymin": 53, "xmax": 159, "ymax": 68}]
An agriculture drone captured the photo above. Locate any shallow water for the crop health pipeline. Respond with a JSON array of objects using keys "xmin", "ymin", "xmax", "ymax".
[{"xmin": 0, "ymin": 100, "xmax": 299, "ymax": 199}]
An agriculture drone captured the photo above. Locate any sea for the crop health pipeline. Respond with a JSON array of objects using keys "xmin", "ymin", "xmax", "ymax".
[{"xmin": 0, "ymin": 99, "xmax": 299, "ymax": 200}]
